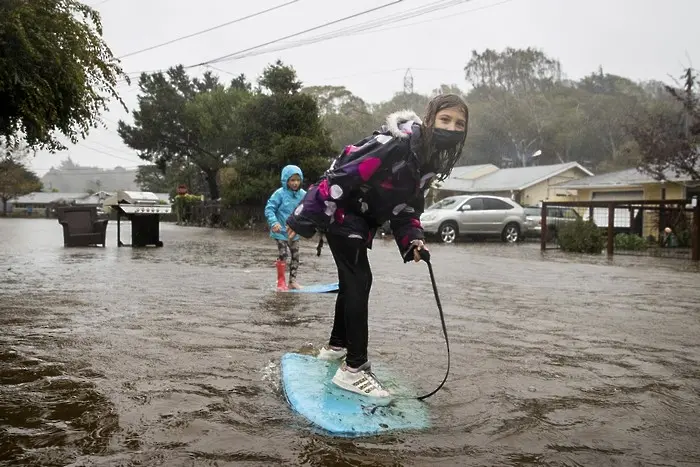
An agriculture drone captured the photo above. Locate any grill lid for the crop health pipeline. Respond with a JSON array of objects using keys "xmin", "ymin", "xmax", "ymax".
[
  {"xmin": 104, "ymin": 190, "xmax": 161, "ymax": 206},
  {"xmin": 103, "ymin": 190, "xmax": 172, "ymax": 215}
]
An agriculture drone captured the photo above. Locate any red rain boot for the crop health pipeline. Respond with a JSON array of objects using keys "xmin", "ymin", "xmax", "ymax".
[{"xmin": 276, "ymin": 260, "xmax": 288, "ymax": 291}]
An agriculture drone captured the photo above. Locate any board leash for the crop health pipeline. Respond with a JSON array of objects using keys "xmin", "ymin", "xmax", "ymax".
[{"xmin": 414, "ymin": 249, "xmax": 450, "ymax": 401}]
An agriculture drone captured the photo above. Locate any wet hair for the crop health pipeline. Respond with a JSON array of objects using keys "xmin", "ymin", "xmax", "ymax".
[{"xmin": 420, "ymin": 93, "xmax": 469, "ymax": 181}]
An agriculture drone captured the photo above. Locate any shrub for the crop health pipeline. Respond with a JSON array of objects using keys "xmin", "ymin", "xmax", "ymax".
[
  {"xmin": 676, "ymin": 229, "xmax": 691, "ymax": 247},
  {"xmin": 173, "ymin": 194, "xmax": 202, "ymax": 224},
  {"xmin": 614, "ymin": 233, "xmax": 648, "ymax": 251},
  {"xmin": 558, "ymin": 219, "xmax": 605, "ymax": 254}
]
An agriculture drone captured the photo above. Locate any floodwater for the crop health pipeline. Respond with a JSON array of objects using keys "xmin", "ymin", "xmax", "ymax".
[{"xmin": 1, "ymin": 218, "xmax": 699, "ymax": 467}]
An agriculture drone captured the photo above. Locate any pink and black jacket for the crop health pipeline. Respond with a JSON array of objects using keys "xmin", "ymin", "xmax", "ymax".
[{"xmin": 286, "ymin": 110, "xmax": 436, "ymax": 262}]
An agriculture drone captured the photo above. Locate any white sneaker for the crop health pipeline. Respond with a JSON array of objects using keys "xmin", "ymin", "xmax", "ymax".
[
  {"xmin": 332, "ymin": 363, "xmax": 391, "ymax": 399},
  {"xmin": 317, "ymin": 346, "xmax": 347, "ymax": 361}
]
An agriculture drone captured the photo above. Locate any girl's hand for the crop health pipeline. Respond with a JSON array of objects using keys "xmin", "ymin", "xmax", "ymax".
[
  {"xmin": 411, "ymin": 240, "xmax": 428, "ymax": 262},
  {"xmin": 286, "ymin": 225, "xmax": 297, "ymax": 238},
  {"xmin": 272, "ymin": 223, "xmax": 282, "ymax": 233}
]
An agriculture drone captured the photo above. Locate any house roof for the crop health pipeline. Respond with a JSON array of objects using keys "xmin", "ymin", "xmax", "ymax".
[
  {"xmin": 439, "ymin": 162, "xmax": 593, "ymax": 193},
  {"xmin": 556, "ymin": 167, "xmax": 695, "ymax": 189},
  {"xmin": 449, "ymin": 164, "xmax": 499, "ymax": 179},
  {"xmin": 438, "ymin": 164, "xmax": 499, "ymax": 191}
]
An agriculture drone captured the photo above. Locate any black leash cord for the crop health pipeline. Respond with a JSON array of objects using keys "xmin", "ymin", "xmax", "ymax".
[
  {"xmin": 316, "ymin": 236, "xmax": 324, "ymax": 256},
  {"xmin": 415, "ymin": 251, "xmax": 450, "ymax": 401}
]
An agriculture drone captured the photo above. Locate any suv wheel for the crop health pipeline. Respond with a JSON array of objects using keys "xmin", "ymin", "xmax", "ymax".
[
  {"xmin": 502, "ymin": 222, "xmax": 520, "ymax": 243},
  {"xmin": 438, "ymin": 222, "xmax": 458, "ymax": 244}
]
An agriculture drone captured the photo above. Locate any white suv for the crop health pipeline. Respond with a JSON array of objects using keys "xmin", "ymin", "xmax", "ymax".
[{"xmin": 420, "ymin": 195, "xmax": 527, "ymax": 244}]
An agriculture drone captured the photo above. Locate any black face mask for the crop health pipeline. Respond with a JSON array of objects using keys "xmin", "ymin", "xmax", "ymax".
[{"xmin": 432, "ymin": 128, "xmax": 465, "ymax": 151}]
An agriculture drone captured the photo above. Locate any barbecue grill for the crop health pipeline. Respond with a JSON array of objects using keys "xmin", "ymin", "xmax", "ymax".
[{"xmin": 103, "ymin": 190, "xmax": 172, "ymax": 247}]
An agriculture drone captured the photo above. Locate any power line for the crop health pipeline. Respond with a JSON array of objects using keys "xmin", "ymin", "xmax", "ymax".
[
  {"xmin": 216, "ymin": 0, "xmax": 508, "ymax": 63},
  {"xmin": 254, "ymin": 0, "xmax": 471, "ymax": 54},
  {"xmin": 116, "ymin": 0, "xmax": 514, "ymax": 83},
  {"xmin": 116, "ymin": 1, "xmax": 405, "ymax": 82},
  {"xmin": 365, "ymin": 0, "xmax": 514, "ymax": 36},
  {"xmin": 116, "ymin": 0, "xmax": 443, "ymax": 80},
  {"xmin": 79, "ymin": 143, "xmax": 143, "ymax": 164},
  {"xmin": 187, "ymin": 0, "xmax": 405, "ymax": 68},
  {"xmin": 204, "ymin": 0, "xmax": 464, "ymax": 65},
  {"xmin": 117, "ymin": 1, "xmax": 301, "ymax": 59}
]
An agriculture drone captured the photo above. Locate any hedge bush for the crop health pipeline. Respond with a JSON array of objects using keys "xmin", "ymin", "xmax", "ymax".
[
  {"xmin": 558, "ymin": 219, "xmax": 604, "ymax": 254},
  {"xmin": 614, "ymin": 233, "xmax": 648, "ymax": 251}
]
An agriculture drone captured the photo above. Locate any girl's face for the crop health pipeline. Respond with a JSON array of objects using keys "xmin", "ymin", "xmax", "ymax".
[
  {"xmin": 433, "ymin": 107, "xmax": 467, "ymax": 132},
  {"xmin": 287, "ymin": 174, "xmax": 301, "ymax": 191}
]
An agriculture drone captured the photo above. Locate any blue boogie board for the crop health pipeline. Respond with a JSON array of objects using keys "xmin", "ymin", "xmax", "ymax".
[
  {"xmin": 283, "ymin": 282, "xmax": 339, "ymax": 294},
  {"xmin": 280, "ymin": 353, "xmax": 430, "ymax": 437}
]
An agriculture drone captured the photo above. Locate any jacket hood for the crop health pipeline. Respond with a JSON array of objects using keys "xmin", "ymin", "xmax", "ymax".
[
  {"xmin": 281, "ymin": 164, "xmax": 304, "ymax": 188},
  {"xmin": 385, "ymin": 110, "xmax": 423, "ymax": 139}
]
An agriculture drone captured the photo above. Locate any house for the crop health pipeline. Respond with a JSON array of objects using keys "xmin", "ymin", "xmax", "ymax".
[
  {"xmin": 436, "ymin": 162, "xmax": 593, "ymax": 206},
  {"xmin": 437, "ymin": 164, "xmax": 501, "ymax": 192},
  {"xmin": 554, "ymin": 167, "xmax": 700, "ymax": 239},
  {"xmin": 554, "ymin": 167, "xmax": 699, "ymax": 201},
  {"xmin": 427, "ymin": 164, "xmax": 499, "ymax": 205},
  {"xmin": 8, "ymin": 192, "xmax": 91, "ymax": 217}
]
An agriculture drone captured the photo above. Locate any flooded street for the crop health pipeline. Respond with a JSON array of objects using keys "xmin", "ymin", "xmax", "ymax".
[{"xmin": 1, "ymin": 217, "xmax": 699, "ymax": 466}]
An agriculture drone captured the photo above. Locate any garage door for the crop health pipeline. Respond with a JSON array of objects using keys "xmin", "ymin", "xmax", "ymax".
[
  {"xmin": 590, "ymin": 191, "xmax": 644, "ymax": 227},
  {"xmin": 591, "ymin": 190, "xmax": 644, "ymax": 201}
]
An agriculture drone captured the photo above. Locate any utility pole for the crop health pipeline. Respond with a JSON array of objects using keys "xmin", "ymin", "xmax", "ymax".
[{"xmin": 403, "ymin": 68, "xmax": 414, "ymax": 95}]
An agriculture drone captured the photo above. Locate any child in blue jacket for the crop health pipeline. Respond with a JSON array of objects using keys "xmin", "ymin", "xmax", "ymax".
[{"xmin": 264, "ymin": 165, "xmax": 306, "ymax": 291}]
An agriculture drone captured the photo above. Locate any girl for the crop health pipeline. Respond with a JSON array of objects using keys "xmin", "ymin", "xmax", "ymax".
[
  {"xmin": 285, "ymin": 94, "xmax": 469, "ymax": 398},
  {"xmin": 264, "ymin": 164, "xmax": 306, "ymax": 291}
]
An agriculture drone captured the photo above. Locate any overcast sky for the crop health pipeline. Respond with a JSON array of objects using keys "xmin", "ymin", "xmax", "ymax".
[{"xmin": 28, "ymin": 0, "xmax": 700, "ymax": 177}]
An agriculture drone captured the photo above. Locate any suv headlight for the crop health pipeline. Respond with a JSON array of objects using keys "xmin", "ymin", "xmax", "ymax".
[{"xmin": 421, "ymin": 213, "xmax": 436, "ymax": 221}]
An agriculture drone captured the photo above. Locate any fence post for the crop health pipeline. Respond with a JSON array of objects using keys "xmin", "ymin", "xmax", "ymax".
[
  {"xmin": 693, "ymin": 203, "xmax": 700, "ymax": 261},
  {"xmin": 607, "ymin": 203, "xmax": 615, "ymax": 257},
  {"xmin": 540, "ymin": 202, "xmax": 548, "ymax": 251}
]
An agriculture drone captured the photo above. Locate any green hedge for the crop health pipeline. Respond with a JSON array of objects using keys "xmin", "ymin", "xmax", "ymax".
[
  {"xmin": 558, "ymin": 219, "xmax": 605, "ymax": 254},
  {"xmin": 614, "ymin": 233, "xmax": 648, "ymax": 251},
  {"xmin": 173, "ymin": 194, "xmax": 202, "ymax": 224}
]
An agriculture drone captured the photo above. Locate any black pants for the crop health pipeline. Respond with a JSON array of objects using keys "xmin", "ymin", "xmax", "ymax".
[{"xmin": 325, "ymin": 233, "xmax": 373, "ymax": 369}]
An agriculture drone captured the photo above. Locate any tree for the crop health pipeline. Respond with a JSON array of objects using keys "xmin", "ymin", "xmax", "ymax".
[
  {"xmin": 0, "ymin": 158, "xmax": 42, "ymax": 215},
  {"xmin": 0, "ymin": 0, "xmax": 128, "ymax": 151},
  {"xmin": 135, "ymin": 162, "xmax": 207, "ymax": 196},
  {"xmin": 463, "ymin": 48, "xmax": 565, "ymax": 167},
  {"xmin": 459, "ymin": 49, "xmax": 652, "ymax": 171},
  {"xmin": 464, "ymin": 47, "xmax": 562, "ymax": 94},
  {"xmin": 302, "ymin": 85, "xmax": 375, "ymax": 148},
  {"xmin": 625, "ymin": 68, "xmax": 700, "ymax": 181},
  {"xmin": 118, "ymin": 67, "xmax": 249, "ymax": 199},
  {"xmin": 223, "ymin": 61, "xmax": 336, "ymax": 205}
]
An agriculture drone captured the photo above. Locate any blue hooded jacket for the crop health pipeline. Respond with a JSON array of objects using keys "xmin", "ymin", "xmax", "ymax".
[{"xmin": 264, "ymin": 164, "xmax": 306, "ymax": 241}]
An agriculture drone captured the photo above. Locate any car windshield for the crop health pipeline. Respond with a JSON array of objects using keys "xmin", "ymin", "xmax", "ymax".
[
  {"xmin": 524, "ymin": 207, "xmax": 540, "ymax": 216},
  {"xmin": 427, "ymin": 198, "xmax": 462, "ymax": 210}
]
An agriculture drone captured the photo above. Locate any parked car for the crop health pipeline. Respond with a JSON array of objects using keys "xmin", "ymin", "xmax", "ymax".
[
  {"xmin": 523, "ymin": 206, "xmax": 581, "ymax": 240},
  {"xmin": 420, "ymin": 195, "xmax": 527, "ymax": 244}
]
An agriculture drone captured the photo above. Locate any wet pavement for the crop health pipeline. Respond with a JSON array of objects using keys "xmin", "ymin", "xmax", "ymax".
[{"xmin": 1, "ymin": 218, "xmax": 699, "ymax": 466}]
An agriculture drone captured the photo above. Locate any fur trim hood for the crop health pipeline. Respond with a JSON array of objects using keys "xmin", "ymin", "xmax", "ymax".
[{"xmin": 384, "ymin": 110, "xmax": 422, "ymax": 139}]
